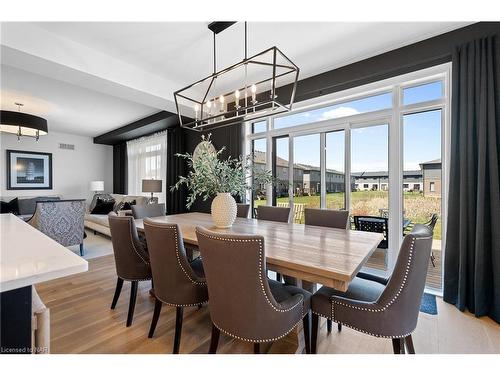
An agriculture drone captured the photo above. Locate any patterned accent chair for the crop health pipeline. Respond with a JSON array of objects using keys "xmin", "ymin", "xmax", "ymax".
[{"xmin": 27, "ymin": 200, "xmax": 86, "ymax": 256}]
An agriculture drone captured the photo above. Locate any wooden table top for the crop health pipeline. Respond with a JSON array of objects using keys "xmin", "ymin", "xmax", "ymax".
[{"xmin": 135, "ymin": 212, "xmax": 383, "ymax": 292}]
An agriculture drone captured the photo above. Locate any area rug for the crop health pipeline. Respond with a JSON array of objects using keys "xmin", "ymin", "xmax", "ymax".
[
  {"xmin": 67, "ymin": 230, "xmax": 113, "ymax": 260},
  {"xmin": 420, "ymin": 292, "xmax": 438, "ymax": 315}
]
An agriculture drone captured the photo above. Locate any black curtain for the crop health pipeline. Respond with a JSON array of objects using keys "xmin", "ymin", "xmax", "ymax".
[
  {"xmin": 166, "ymin": 127, "xmax": 188, "ymax": 214},
  {"xmin": 444, "ymin": 36, "xmax": 500, "ymax": 323},
  {"xmin": 113, "ymin": 143, "xmax": 127, "ymax": 194}
]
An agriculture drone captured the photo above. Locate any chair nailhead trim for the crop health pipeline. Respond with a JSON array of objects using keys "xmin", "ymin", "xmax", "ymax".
[
  {"xmin": 196, "ymin": 229, "xmax": 307, "ymax": 342},
  {"xmin": 125, "ymin": 219, "xmax": 150, "ymax": 265},
  {"xmin": 312, "ymin": 311, "xmax": 414, "ymax": 339},
  {"xmin": 321, "ymin": 235, "xmax": 431, "ymax": 339},
  {"xmin": 196, "ymin": 230, "xmax": 303, "ymax": 313},
  {"xmin": 146, "ymin": 222, "xmax": 206, "ymax": 286},
  {"xmin": 121, "ymin": 277, "xmax": 152, "ymax": 282},
  {"xmin": 212, "ymin": 319, "xmax": 303, "ymax": 343},
  {"xmin": 156, "ymin": 298, "xmax": 208, "ymax": 308}
]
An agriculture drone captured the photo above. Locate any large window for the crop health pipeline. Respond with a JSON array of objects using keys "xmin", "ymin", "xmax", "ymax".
[
  {"xmin": 127, "ymin": 132, "xmax": 167, "ymax": 203},
  {"xmin": 246, "ymin": 64, "xmax": 450, "ymax": 292},
  {"xmin": 325, "ymin": 130, "xmax": 345, "ymax": 210},
  {"xmin": 274, "ymin": 92, "xmax": 392, "ymax": 130},
  {"xmin": 293, "ymin": 134, "xmax": 321, "ymax": 214},
  {"xmin": 252, "ymin": 138, "xmax": 268, "ymax": 210}
]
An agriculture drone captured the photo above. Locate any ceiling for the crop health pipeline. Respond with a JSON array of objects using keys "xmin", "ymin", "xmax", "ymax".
[
  {"xmin": 0, "ymin": 65, "xmax": 157, "ymax": 137},
  {"xmin": 34, "ymin": 22, "xmax": 469, "ymax": 84},
  {"xmin": 1, "ymin": 22, "xmax": 472, "ymax": 137}
]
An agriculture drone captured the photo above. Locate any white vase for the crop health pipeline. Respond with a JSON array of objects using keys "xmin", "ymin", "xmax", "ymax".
[{"xmin": 211, "ymin": 193, "xmax": 237, "ymax": 228}]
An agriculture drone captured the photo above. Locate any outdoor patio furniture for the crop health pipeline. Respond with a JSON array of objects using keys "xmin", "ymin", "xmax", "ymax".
[
  {"xmin": 353, "ymin": 215, "xmax": 388, "ymax": 249},
  {"xmin": 277, "ymin": 202, "xmax": 305, "ymax": 223}
]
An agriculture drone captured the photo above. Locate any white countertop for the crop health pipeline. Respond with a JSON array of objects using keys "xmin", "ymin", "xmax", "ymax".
[{"xmin": 0, "ymin": 214, "xmax": 88, "ymax": 292}]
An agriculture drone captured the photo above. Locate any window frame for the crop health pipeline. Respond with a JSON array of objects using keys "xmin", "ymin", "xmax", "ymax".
[{"xmin": 244, "ymin": 63, "xmax": 451, "ymax": 294}]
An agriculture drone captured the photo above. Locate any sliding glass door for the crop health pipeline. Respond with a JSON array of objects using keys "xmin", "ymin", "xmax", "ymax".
[{"xmin": 403, "ymin": 109, "xmax": 443, "ymax": 290}]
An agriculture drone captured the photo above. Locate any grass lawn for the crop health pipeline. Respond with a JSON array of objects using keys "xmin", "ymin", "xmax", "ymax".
[{"xmin": 254, "ymin": 191, "xmax": 441, "ymax": 239}]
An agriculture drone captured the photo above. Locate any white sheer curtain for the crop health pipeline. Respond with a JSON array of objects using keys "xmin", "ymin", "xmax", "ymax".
[{"xmin": 127, "ymin": 131, "xmax": 167, "ymax": 203}]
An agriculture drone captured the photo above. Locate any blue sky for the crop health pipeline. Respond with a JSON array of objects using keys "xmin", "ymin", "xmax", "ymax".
[{"xmin": 254, "ymin": 81, "xmax": 442, "ymax": 172}]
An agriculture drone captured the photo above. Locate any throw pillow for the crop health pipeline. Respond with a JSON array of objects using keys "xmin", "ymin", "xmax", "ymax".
[
  {"xmin": 90, "ymin": 198, "xmax": 115, "ymax": 215},
  {"xmin": 89, "ymin": 193, "xmax": 114, "ymax": 213},
  {"xmin": 0, "ymin": 198, "xmax": 19, "ymax": 215},
  {"xmin": 114, "ymin": 200, "xmax": 136, "ymax": 212}
]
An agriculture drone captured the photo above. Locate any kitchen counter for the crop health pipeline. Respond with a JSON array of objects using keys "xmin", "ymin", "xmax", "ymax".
[{"xmin": 0, "ymin": 213, "xmax": 88, "ymax": 353}]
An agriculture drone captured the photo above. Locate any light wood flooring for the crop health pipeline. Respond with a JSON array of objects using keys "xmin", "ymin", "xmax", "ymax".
[{"xmin": 36, "ymin": 255, "xmax": 499, "ymax": 354}]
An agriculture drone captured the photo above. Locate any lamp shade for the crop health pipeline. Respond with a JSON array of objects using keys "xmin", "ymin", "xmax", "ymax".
[
  {"xmin": 0, "ymin": 110, "xmax": 48, "ymax": 137},
  {"xmin": 142, "ymin": 179, "xmax": 162, "ymax": 193},
  {"xmin": 90, "ymin": 180, "xmax": 104, "ymax": 192}
]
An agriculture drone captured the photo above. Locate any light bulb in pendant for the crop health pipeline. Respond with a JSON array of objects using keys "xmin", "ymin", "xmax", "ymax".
[
  {"xmin": 235, "ymin": 90, "xmax": 241, "ymax": 109},
  {"xmin": 219, "ymin": 95, "xmax": 225, "ymax": 112},
  {"xmin": 194, "ymin": 104, "xmax": 200, "ymax": 120}
]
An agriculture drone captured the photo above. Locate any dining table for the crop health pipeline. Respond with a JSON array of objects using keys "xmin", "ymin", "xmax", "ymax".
[{"xmin": 135, "ymin": 212, "xmax": 384, "ymax": 353}]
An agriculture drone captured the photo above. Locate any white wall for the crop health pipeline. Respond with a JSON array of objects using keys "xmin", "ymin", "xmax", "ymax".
[{"xmin": 1, "ymin": 130, "xmax": 113, "ymax": 203}]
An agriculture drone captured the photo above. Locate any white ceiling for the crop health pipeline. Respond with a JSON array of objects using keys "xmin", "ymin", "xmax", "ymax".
[
  {"xmin": 1, "ymin": 22, "xmax": 472, "ymax": 137},
  {"xmin": 0, "ymin": 65, "xmax": 157, "ymax": 136}
]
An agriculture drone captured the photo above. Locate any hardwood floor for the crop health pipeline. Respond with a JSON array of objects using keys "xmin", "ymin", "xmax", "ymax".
[{"xmin": 36, "ymin": 255, "xmax": 499, "ymax": 354}]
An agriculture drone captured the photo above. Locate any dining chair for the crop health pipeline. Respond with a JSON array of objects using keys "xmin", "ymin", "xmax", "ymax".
[
  {"xmin": 131, "ymin": 203, "xmax": 166, "ymax": 219},
  {"xmin": 195, "ymin": 226, "xmax": 312, "ymax": 354},
  {"xmin": 304, "ymin": 208, "xmax": 349, "ymax": 229},
  {"xmin": 256, "ymin": 205, "xmax": 291, "ymax": 223},
  {"xmin": 143, "ymin": 219, "xmax": 208, "ymax": 354},
  {"xmin": 108, "ymin": 212, "xmax": 152, "ymax": 327},
  {"xmin": 256, "ymin": 205, "xmax": 292, "ymax": 283},
  {"xmin": 310, "ymin": 224, "xmax": 433, "ymax": 354},
  {"xmin": 236, "ymin": 203, "xmax": 251, "ymax": 218},
  {"xmin": 304, "ymin": 208, "xmax": 349, "ymax": 333}
]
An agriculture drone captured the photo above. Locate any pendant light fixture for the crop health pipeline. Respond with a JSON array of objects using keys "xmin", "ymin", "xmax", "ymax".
[
  {"xmin": 0, "ymin": 103, "xmax": 48, "ymax": 141},
  {"xmin": 174, "ymin": 21, "xmax": 299, "ymax": 131}
]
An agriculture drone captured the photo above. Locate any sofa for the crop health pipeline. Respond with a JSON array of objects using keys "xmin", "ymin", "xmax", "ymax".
[
  {"xmin": 84, "ymin": 193, "xmax": 157, "ymax": 237},
  {"xmin": 0, "ymin": 195, "xmax": 61, "ymax": 221}
]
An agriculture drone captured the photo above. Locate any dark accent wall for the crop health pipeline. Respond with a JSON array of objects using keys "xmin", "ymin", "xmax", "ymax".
[{"xmin": 181, "ymin": 123, "xmax": 244, "ymax": 213}]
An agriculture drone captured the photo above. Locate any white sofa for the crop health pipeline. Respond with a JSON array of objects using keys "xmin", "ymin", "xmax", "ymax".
[{"xmin": 84, "ymin": 194, "xmax": 156, "ymax": 236}]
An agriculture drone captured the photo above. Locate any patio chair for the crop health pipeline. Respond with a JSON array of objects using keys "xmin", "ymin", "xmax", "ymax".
[{"xmin": 353, "ymin": 215, "xmax": 388, "ymax": 249}]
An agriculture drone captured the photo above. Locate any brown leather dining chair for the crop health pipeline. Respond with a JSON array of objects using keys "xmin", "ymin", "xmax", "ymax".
[
  {"xmin": 256, "ymin": 205, "xmax": 291, "ymax": 223},
  {"xmin": 304, "ymin": 208, "xmax": 350, "ymax": 333},
  {"xmin": 131, "ymin": 203, "xmax": 166, "ymax": 219},
  {"xmin": 236, "ymin": 203, "xmax": 251, "ymax": 218},
  {"xmin": 304, "ymin": 208, "xmax": 349, "ymax": 229},
  {"xmin": 143, "ymin": 219, "xmax": 208, "ymax": 354},
  {"xmin": 108, "ymin": 212, "xmax": 152, "ymax": 327},
  {"xmin": 196, "ymin": 226, "xmax": 312, "ymax": 354},
  {"xmin": 310, "ymin": 224, "xmax": 433, "ymax": 354}
]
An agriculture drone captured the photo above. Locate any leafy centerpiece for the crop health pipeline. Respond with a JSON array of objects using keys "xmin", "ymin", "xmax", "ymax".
[{"xmin": 172, "ymin": 135, "xmax": 273, "ymax": 228}]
